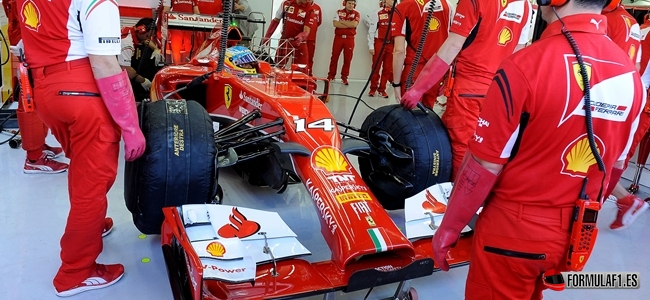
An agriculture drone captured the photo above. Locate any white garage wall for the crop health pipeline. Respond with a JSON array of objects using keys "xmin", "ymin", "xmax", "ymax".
[{"xmin": 287, "ymin": 0, "xmax": 382, "ymax": 80}]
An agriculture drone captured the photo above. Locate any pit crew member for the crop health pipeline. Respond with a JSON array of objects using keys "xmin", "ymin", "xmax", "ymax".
[
  {"xmin": 263, "ymin": 0, "xmax": 316, "ymax": 72},
  {"xmin": 164, "ymin": 0, "xmax": 200, "ymax": 63},
  {"xmin": 307, "ymin": 0, "xmax": 322, "ymax": 76},
  {"xmin": 391, "ymin": 0, "xmax": 454, "ymax": 107},
  {"xmin": 15, "ymin": 0, "xmax": 146, "ymax": 296},
  {"xmin": 3, "ymin": 0, "xmax": 68, "ymax": 174},
  {"xmin": 367, "ymin": 0, "xmax": 396, "ymax": 98},
  {"xmin": 602, "ymin": 1, "xmax": 650, "ymax": 229},
  {"xmin": 119, "ymin": 18, "xmax": 164, "ymax": 101},
  {"xmin": 400, "ymin": 0, "xmax": 532, "ymax": 178},
  {"xmin": 327, "ymin": 0, "xmax": 360, "ymax": 85},
  {"xmin": 431, "ymin": 0, "xmax": 645, "ymax": 298}
]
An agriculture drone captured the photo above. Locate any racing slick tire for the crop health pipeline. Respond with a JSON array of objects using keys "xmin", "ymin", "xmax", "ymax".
[
  {"xmin": 359, "ymin": 105, "xmax": 452, "ymax": 210},
  {"xmin": 124, "ymin": 99, "xmax": 217, "ymax": 234}
]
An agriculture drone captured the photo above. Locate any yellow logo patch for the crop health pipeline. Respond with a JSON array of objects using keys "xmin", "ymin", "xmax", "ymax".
[
  {"xmin": 572, "ymin": 63, "xmax": 592, "ymax": 92},
  {"xmin": 565, "ymin": 138, "xmax": 599, "ymax": 174},
  {"xmin": 206, "ymin": 242, "xmax": 226, "ymax": 257},
  {"xmin": 313, "ymin": 147, "xmax": 349, "ymax": 173},
  {"xmin": 224, "ymin": 84, "xmax": 233, "ymax": 109},
  {"xmin": 498, "ymin": 27, "xmax": 513, "ymax": 46},
  {"xmin": 22, "ymin": 0, "xmax": 41, "ymax": 32},
  {"xmin": 336, "ymin": 192, "xmax": 372, "ymax": 204},
  {"xmin": 429, "ymin": 17, "xmax": 440, "ymax": 32}
]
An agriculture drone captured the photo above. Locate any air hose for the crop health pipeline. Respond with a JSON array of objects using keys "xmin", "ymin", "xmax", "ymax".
[
  {"xmin": 217, "ymin": 0, "xmax": 234, "ymax": 72},
  {"xmin": 346, "ymin": 1, "xmax": 399, "ymax": 126},
  {"xmin": 405, "ymin": 2, "xmax": 435, "ymax": 90}
]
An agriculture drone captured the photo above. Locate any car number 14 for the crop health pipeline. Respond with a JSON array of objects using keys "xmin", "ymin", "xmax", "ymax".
[{"xmin": 293, "ymin": 117, "xmax": 336, "ymax": 132}]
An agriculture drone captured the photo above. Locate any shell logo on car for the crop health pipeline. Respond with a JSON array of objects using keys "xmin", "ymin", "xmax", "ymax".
[
  {"xmin": 312, "ymin": 147, "xmax": 349, "ymax": 173},
  {"xmin": 22, "ymin": 0, "xmax": 41, "ymax": 32},
  {"xmin": 206, "ymin": 242, "xmax": 226, "ymax": 257}
]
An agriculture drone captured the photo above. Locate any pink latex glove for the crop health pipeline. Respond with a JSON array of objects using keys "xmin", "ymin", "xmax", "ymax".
[
  {"xmin": 262, "ymin": 19, "xmax": 280, "ymax": 45},
  {"xmin": 431, "ymin": 153, "xmax": 499, "ymax": 271},
  {"xmin": 96, "ymin": 70, "xmax": 146, "ymax": 161},
  {"xmin": 400, "ymin": 55, "xmax": 450, "ymax": 110},
  {"xmin": 294, "ymin": 31, "xmax": 309, "ymax": 44}
]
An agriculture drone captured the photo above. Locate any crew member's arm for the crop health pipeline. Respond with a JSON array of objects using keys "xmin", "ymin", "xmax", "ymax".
[
  {"xmin": 193, "ymin": 0, "xmax": 200, "ymax": 14},
  {"xmin": 263, "ymin": 3, "xmax": 286, "ymax": 43},
  {"xmin": 400, "ymin": 0, "xmax": 473, "ymax": 109},
  {"xmin": 513, "ymin": 0, "xmax": 533, "ymax": 53},
  {"xmin": 366, "ymin": 12, "xmax": 378, "ymax": 55},
  {"xmin": 391, "ymin": 3, "xmax": 407, "ymax": 100},
  {"xmin": 82, "ymin": 1, "xmax": 145, "ymax": 161},
  {"xmin": 392, "ymin": 35, "xmax": 406, "ymax": 99}
]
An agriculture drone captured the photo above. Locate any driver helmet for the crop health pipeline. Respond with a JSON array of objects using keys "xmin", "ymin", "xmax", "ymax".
[{"xmin": 225, "ymin": 46, "xmax": 258, "ymax": 74}]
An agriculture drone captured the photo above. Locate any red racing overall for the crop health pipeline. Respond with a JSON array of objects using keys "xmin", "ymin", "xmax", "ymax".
[
  {"xmin": 368, "ymin": 6, "xmax": 395, "ymax": 95},
  {"xmin": 465, "ymin": 15, "xmax": 644, "ymax": 299},
  {"xmin": 327, "ymin": 6, "xmax": 360, "ymax": 81},
  {"xmin": 16, "ymin": 0, "xmax": 125, "ymax": 291},
  {"xmin": 443, "ymin": 0, "xmax": 531, "ymax": 177},
  {"xmin": 274, "ymin": 0, "xmax": 316, "ymax": 69},
  {"xmin": 604, "ymin": 5, "xmax": 650, "ymax": 166},
  {"xmin": 391, "ymin": 0, "xmax": 452, "ymax": 107},
  {"xmin": 306, "ymin": 1, "xmax": 322, "ymax": 76},
  {"xmin": 2, "ymin": 0, "xmax": 50, "ymax": 162}
]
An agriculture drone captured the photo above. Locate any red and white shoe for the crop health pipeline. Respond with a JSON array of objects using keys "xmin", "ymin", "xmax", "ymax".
[
  {"xmin": 55, "ymin": 264, "xmax": 124, "ymax": 297},
  {"xmin": 610, "ymin": 195, "xmax": 649, "ymax": 230},
  {"xmin": 378, "ymin": 91, "xmax": 389, "ymax": 98},
  {"xmin": 102, "ymin": 217, "xmax": 114, "ymax": 238},
  {"xmin": 24, "ymin": 154, "xmax": 68, "ymax": 174},
  {"xmin": 43, "ymin": 145, "xmax": 64, "ymax": 158}
]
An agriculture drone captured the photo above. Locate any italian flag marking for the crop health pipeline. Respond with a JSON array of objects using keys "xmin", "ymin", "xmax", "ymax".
[{"xmin": 368, "ymin": 228, "xmax": 387, "ymax": 253}]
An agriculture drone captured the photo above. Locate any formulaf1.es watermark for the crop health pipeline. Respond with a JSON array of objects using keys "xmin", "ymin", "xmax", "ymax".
[{"xmin": 546, "ymin": 272, "xmax": 640, "ymax": 289}]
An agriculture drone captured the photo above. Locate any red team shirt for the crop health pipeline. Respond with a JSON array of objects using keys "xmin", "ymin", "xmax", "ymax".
[
  {"xmin": 170, "ymin": 0, "xmax": 198, "ymax": 12},
  {"xmin": 604, "ymin": 6, "xmax": 641, "ymax": 62},
  {"xmin": 274, "ymin": 0, "xmax": 317, "ymax": 39},
  {"xmin": 2, "ymin": 0, "xmax": 21, "ymax": 45},
  {"xmin": 471, "ymin": 15, "xmax": 645, "ymax": 206},
  {"xmin": 451, "ymin": 0, "xmax": 531, "ymax": 88},
  {"xmin": 391, "ymin": 0, "xmax": 453, "ymax": 66},
  {"xmin": 308, "ymin": 2, "xmax": 322, "ymax": 41},
  {"xmin": 334, "ymin": 8, "xmax": 361, "ymax": 36},
  {"xmin": 16, "ymin": 0, "xmax": 122, "ymax": 68},
  {"xmin": 197, "ymin": 0, "xmax": 222, "ymax": 15}
]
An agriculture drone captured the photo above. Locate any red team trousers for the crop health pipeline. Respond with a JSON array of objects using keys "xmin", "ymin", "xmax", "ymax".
[
  {"xmin": 467, "ymin": 199, "xmax": 572, "ymax": 299},
  {"xmin": 306, "ymin": 40, "xmax": 316, "ymax": 76},
  {"xmin": 328, "ymin": 35, "xmax": 355, "ymax": 80},
  {"xmin": 370, "ymin": 39, "xmax": 393, "ymax": 93},
  {"xmin": 32, "ymin": 59, "xmax": 120, "ymax": 291},
  {"xmin": 16, "ymin": 87, "xmax": 48, "ymax": 161},
  {"xmin": 442, "ymin": 77, "xmax": 490, "ymax": 178}
]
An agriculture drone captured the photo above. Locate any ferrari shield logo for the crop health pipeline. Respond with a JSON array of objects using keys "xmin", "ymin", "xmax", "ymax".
[
  {"xmin": 579, "ymin": 255, "xmax": 585, "ymax": 263},
  {"xmin": 572, "ymin": 63, "xmax": 592, "ymax": 91},
  {"xmin": 224, "ymin": 84, "xmax": 233, "ymax": 109},
  {"xmin": 501, "ymin": 0, "xmax": 508, "ymax": 8}
]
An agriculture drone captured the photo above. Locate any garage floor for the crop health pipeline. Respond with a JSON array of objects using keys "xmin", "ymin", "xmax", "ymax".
[{"xmin": 1, "ymin": 80, "xmax": 649, "ymax": 300}]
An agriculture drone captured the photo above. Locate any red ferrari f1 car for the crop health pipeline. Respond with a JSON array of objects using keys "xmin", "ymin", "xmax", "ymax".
[{"xmin": 125, "ymin": 4, "xmax": 474, "ymax": 300}]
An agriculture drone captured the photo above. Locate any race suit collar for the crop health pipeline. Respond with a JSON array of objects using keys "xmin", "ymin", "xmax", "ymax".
[{"xmin": 541, "ymin": 14, "xmax": 607, "ymax": 40}]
